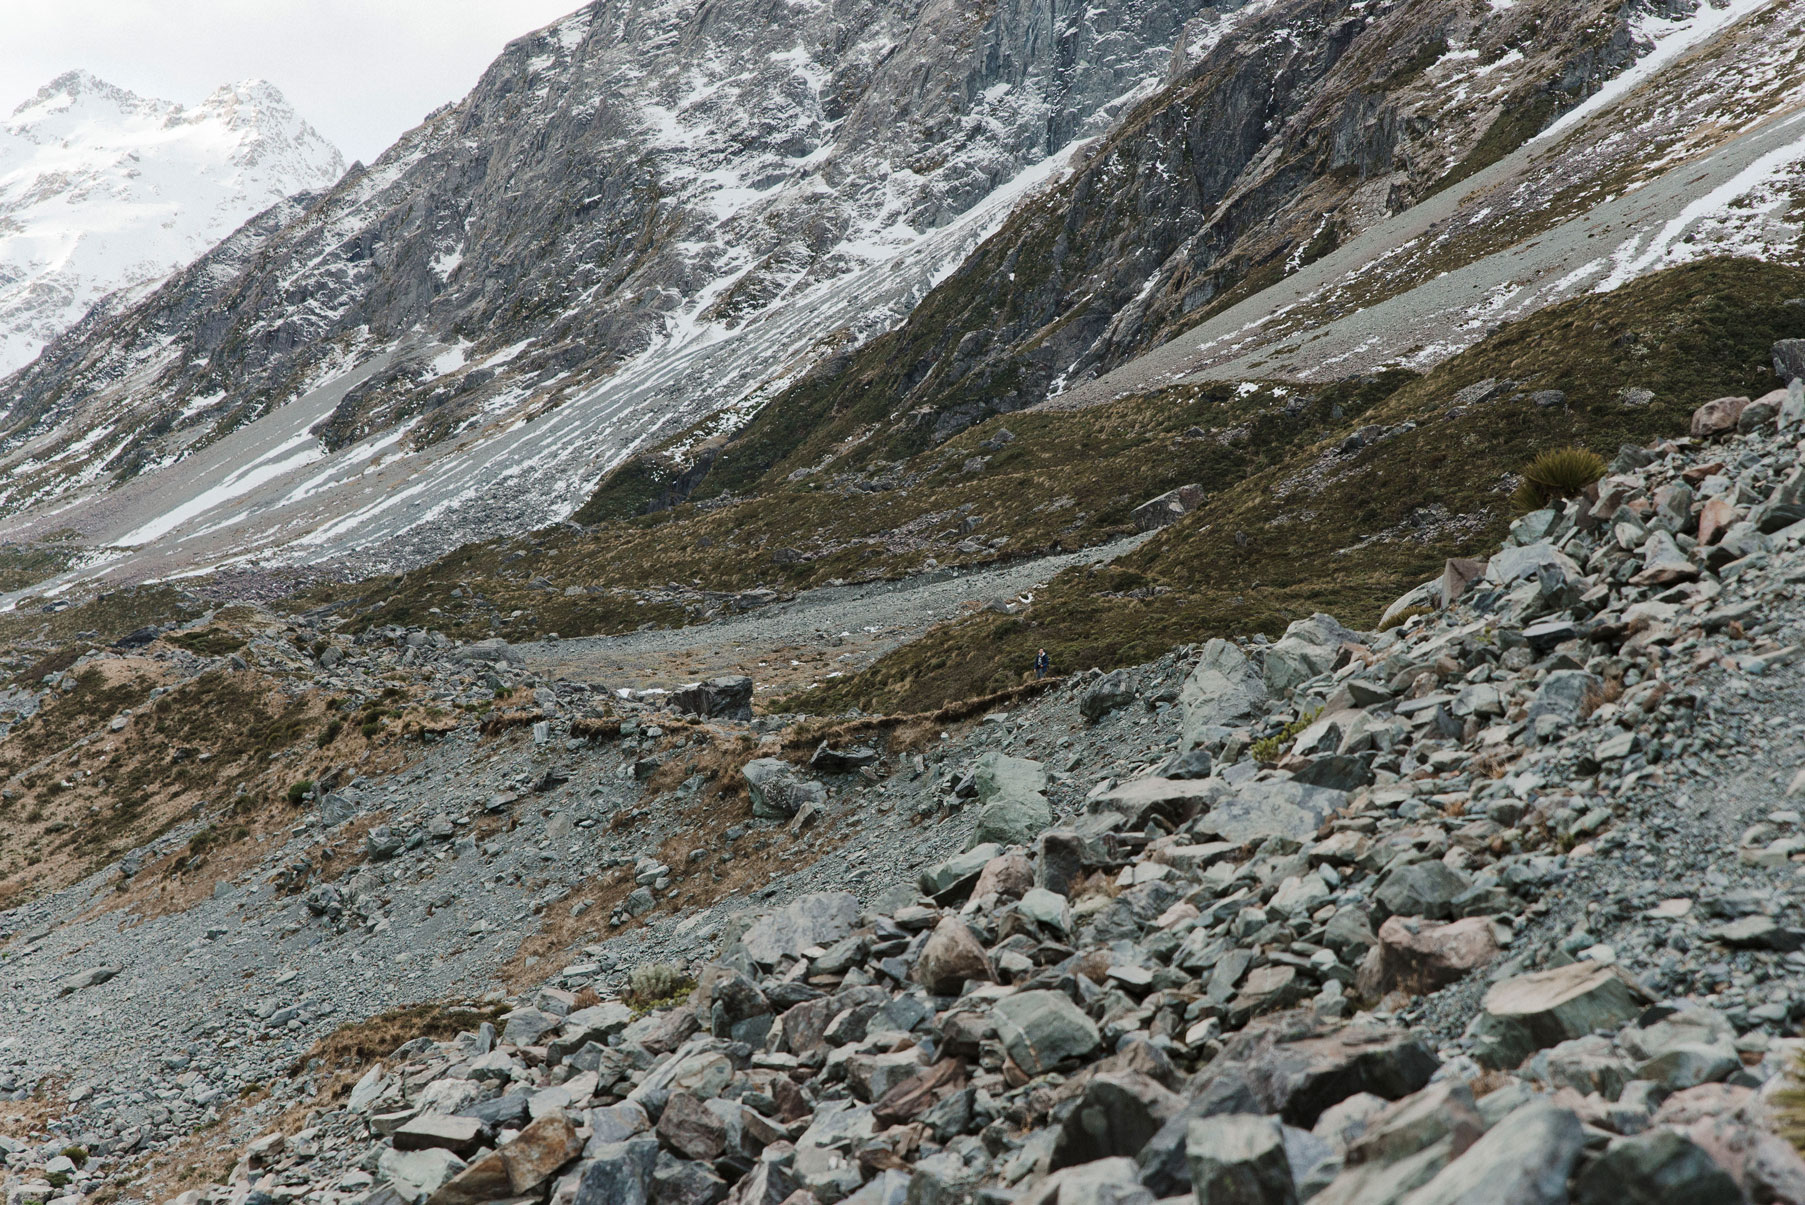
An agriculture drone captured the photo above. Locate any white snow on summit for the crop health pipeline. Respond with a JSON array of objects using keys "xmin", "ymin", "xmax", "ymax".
[{"xmin": 0, "ymin": 70, "xmax": 344, "ymax": 377}]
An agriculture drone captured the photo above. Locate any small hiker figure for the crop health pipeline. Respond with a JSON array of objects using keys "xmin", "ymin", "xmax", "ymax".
[{"xmin": 1034, "ymin": 648, "xmax": 1050, "ymax": 679}]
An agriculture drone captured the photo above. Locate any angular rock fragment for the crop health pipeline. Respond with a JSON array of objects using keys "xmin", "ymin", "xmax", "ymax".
[{"xmin": 1470, "ymin": 962, "xmax": 1651, "ymax": 1069}]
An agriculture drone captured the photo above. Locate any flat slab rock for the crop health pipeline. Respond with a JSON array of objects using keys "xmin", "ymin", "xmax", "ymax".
[
  {"xmin": 740, "ymin": 892, "xmax": 859, "ymax": 966},
  {"xmin": 1471, "ymin": 961, "xmax": 1653, "ymax": 1070},
  {"xmin": 393, "ymin": 1111, "xmax": 485, "ymax": 1154}
]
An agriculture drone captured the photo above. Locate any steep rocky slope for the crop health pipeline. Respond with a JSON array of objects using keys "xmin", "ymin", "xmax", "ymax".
[
  {"xmin": 621, "ymin": 0, "xmax": 1773, "ymax": 501},
  {"xmin": 4, "ymin": 382, "xmax": 1805, "ymax": 1203},
  {"xmin": 0, "ymin": 71, "xmax": 343, "ymax": 377}
]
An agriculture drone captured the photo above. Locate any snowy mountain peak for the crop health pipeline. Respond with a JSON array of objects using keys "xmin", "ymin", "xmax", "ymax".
[{"xmin": 0, "ymin": 72, "xmax": 344, "ymax": 376}]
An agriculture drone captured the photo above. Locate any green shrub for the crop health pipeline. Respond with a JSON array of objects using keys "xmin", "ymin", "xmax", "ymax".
[
  {"xmin": 286, "ymin": 779, "xmax": 314, "ymax": 805},
  {"xmin": 1512, "ymin": 447, "xmax": 1606, "ymax": 513},
  {"xmin": 59, "ymin": 1145, "xmax": 87, "ymax": 1167},
  {"xmin": 1250, "ymin": 708, "xmax": 1322, "ymax": 764},
  {"xmin": 317, "ymin": 719, "xmax": 343, "ymax": 747}
]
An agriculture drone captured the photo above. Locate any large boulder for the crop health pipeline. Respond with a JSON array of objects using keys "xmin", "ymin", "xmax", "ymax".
[
  {"xmin": 1180, "ymin": 639, "xmax": 1268, "ymax": 747},
  {"xmin": 1525, "ymin": 670, "xmax": 1601, "ymax": 725},
  {"xmin": 811, "ymin": 741, "xmax": 879, "ymax": 774},
  {"xmin": 670, "ymin": 675, "xmax": 754, "ymax": 721},
  {"xmin": 1211, "ymin": 1015, "xmax": 1440, "ymax": 1128},
  {"xmin": 1195, "ymin": 780, "xmax": 1346, "ymax": 845},
  {"xmin": 1186, "ymin": 1114, "xmax": 1299, "ymax": 1205},
  {"xmin": 1630, "ymin": 529, "xmax": 1701, "ymax": 586},
  {"xmin": 1264, "ymin": 614, "xmax": 1358, "ymax": 694},
  {"xmin": 1050, "ymin": 1071, "xmax": 1183, "ymax": 1169},
  {"xmin": 992, "ymin": 990, "xmax": 1100, "ymax": 1075},
  {"xmin": 973, "ymin": 751, "xmax": 1048, "ymax": 800},
  {"xmin": 1357, "ymin": 916, "xmax": 1500, "ymax": 997},
  {"xmin": 655, "ymin": 1091, "xmax": 728, "ymax": 1162},
  {"xmin": 914, "ymin": 917, "xmax": 994, "ymax": 995},
  {"xmin": 1775, "ymin": 338, "xmax": 1805, "ymax": 382},
  {"xmin": 740, "ymin": 892, "xmax": 859, "ymax": 966},
  {"xmin": 1571, "ymin": 1128, "xmax": 1746, "ymax": 1205},
  {"xmin": 967, "ymin": 752, "xmax": 1051, "ymax": 851},
  {"xmin": 1396, "ymin": 1100, "xmax": 1582, "ymax": 1205},
  {"xmin": 380, "ymin": 1149, "xmax": 467, "ymax": 1203},
  {"xmin": 1691, "ymin": 395, "xmax": 1750, "ymax": 438},
  {"xmin": 1372, "ymin": 863, "xmax": 1471, "ymax": 922},
  {"xmin": 742, "ymin": 758, "xmax": 827, "ymax": 819},
  {"xmin": 1344, "ymin": 1080, "xmax": 1484, "ymax": 1168},
  {"xmin": 1470, "ymin": 962, "xmax": 1652, "ymax": 1069},
  {"xmin": 793, "ymin": 1100, "xmax": 876, "ymax": 1200},
  {"xmin": 1021, "ymin": 1159, "xmax": 1154, "ymax": 1205},
  {"xmin": 1080, "ymin": 670, "xmax": 1137, "ymax": 721},
  {"xmin": 920, "ymin": 843, "xmax": 1003, "ymax": 901},
  {"xmin": 1095, "ymin": 776, "xmax": 1219, "ymax": 829}
]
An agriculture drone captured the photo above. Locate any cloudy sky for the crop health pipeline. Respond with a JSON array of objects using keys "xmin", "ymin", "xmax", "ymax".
[{"xmin": 0, "ymin": 0, "xmax": 583, "ymax": 162}]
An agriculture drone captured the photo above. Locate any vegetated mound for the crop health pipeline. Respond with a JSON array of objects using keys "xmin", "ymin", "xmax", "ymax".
[
  {"xmin": 788, "ymin": 256, "xmax": 1805, "ymax": 713},
  {"xmin": 297, "ymin": 373, "xmax": 1414, "ymax": 640}
]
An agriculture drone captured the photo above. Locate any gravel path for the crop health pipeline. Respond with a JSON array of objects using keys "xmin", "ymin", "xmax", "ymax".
[{"xmin": 514, "ymin": 531, "xmax": 1156, "ymax": 693}]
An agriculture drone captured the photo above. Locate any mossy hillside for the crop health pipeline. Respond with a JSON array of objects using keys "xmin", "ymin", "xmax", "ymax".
[
  {"xmin": 786, "ymin": 258, "xmax": 1805, "ymax": 713},
  {"xmin": 313, "ymin": 375, "xmax": 1408, "ymax": 640},
  {"xmin": 0, "ymin": 586, "xmax": 203, "ymax": 649}
]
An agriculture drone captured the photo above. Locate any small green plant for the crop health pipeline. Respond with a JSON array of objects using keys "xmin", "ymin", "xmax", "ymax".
[
  {"xmin": 286, "ymin": 779, "xmax": 315, "ymax": 805},
  {"xmin": 626, "ymin": 961, "xmax": 695, "ymax": 1011},
  {"xmin": 59, "ymin": 1146, "xmax": 87, "ymax": 1168},
  {"xmin": 1250, "ymin": 707, "xmax": 1322, "ymax": 764},
  {"xmin": 317, "ymin": 718, "xmax": 343, "ymax": 747},
  {"xmin": 1512, "ymin": 447, "xmax": 1606, "ymax": 512},
  {"xmin": 1380, "ymin": 604, "xmax": 1434, "ymax": 632}
]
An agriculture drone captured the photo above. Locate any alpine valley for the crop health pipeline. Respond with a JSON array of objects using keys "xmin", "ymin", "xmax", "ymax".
[{"xmin": 0, "ymin": 1, "xmax": 1804, "ymax": 1203}]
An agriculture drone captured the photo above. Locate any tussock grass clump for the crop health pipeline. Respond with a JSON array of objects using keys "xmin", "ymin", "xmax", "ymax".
[
  {"xmin": 627, "ymin": 962, "xmax": 695, "ymax": 1011},
  {"xmin": 1512, "ymin": 447, "xmax": 1606, "ymax": 513},
  {"xmin": 1771, "ymin": 1055, "xmax": 1805, "ymax": 1153},
  {"xmin": 1380, "ymin": 604, "xmax": 1434, "ymax": 632}
]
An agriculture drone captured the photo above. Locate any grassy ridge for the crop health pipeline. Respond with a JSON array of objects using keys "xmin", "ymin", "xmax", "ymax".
[
  {"xmin": 304, "ymin": 373, "xmax": 1411, "ymax": 639},
  {"xmin": 781, "ymin": 258, "xmax": 1805, "ymax": 713}
]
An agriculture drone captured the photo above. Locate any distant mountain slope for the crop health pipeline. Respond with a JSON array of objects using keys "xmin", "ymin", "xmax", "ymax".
[
  {"xmin": 0, "ymin": 71, "xmax": 343, "ymax": 376},
  {"xmin": 657, "ymin": 0, "xmax": 1788, "ymax": 502},
  {"xmin": 0, "ymin": 0, "xmax": 1233, "ymax": 568},
  {"xmin": 0, "ymin": 0, "xmax": 1796, "ymax": 609}
]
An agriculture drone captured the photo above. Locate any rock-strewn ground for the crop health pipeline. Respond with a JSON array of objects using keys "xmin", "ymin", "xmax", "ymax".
[{"xmin": 10, "ymin": 389, "xmax": 1805, "ymax": 1202}]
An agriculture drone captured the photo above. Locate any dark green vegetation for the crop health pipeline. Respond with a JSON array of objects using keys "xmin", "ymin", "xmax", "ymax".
[
  {"xmin": 784, "ymin": 258, "xmax": 1805, "ymax": 712},
  {"xmin": 14, "ymin": 262, "xmax": 1801, "ymax": 727},
  {"xmin": 1513, "ymin": 446, "xmax": 1609, "ymax": 512},
  {"xmin": 301, "ymin": 373, "xmax": 1411, "ymax": 639}
]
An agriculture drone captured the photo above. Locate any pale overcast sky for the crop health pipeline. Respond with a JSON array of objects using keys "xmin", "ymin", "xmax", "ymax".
[{"xmin": 0, "ymin": 0, "xmax": 583, "ymax": 163}]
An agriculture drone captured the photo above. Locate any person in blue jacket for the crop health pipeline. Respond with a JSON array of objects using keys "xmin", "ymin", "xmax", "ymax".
[{"xmin": 1034, "ymin": 648, "xmax": 1050, "ymax": 679}]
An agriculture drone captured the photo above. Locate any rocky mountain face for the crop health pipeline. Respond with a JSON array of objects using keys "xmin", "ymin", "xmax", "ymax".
[
  {"xmin": 5, "ymin": 386, "xmax": 1805, "ymax": 1201},
  {"xmin": 0, "ymin": 0, "xmax": 1771, "ymax": 592},
  {"xmin": 0, "ymin": 71, "xmax": 343, "ymax": 377},
  {"xmin": 666, "ymin": 0, "xmax": 1738, "ymax": 497},
  {"xmin": 0, "ymin": 0, "xmax": 1233, "ymax": 568}
]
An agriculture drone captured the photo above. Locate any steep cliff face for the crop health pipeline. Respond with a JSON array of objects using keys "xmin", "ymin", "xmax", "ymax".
[
  {"xmin": 678, "ymin": 0, "xmax": 1689, "ymax": 496},
  {"xmin": 0, "ymin": 0, "xmax": 1231, "ymax": 547},
  {"xmin": 0, "ymin": 71, "xmax": 342, "ymax": 377}
]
